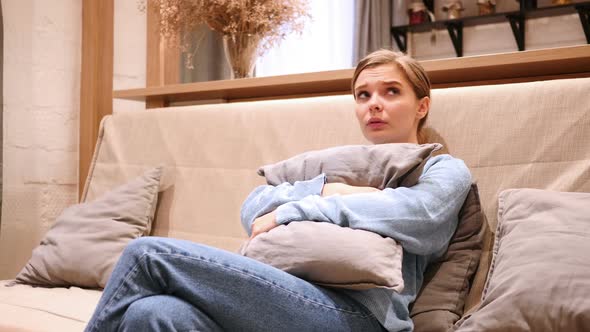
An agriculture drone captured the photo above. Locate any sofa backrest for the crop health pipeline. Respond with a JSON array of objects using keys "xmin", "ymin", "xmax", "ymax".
[
  {"xmin": 426, "ymin": 77, "xmax": 590, "ymax": 232},
  {"xmin": 82, "ymin": 95, "xmax": 369, "ymax": 252},
  {"xmin": 81, "ymin": 77, "xmax": 590, "ymax": 254}
]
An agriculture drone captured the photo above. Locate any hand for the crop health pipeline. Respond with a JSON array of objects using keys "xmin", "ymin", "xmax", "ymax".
[
  {"xmin": 321, "ymin": 183, "xmax": 380, "ymax": 197},
  {"xmin": 250, "ymin": 210, "xmax": 279, "ymax": 239}
]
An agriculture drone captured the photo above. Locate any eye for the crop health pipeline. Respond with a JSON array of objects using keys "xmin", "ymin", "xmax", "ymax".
[
  {"xmin": 356, "ymin": 91, "xmax": 370, "ymax": 99},
  {"xmin": 387, "ymin": 87, "xmax": 400, "ymax": 95}
]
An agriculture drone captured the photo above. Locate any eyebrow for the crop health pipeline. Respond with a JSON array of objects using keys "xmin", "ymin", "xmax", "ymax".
[
  {"xmin": 382, "ymin": 79, "xmax": 402, "ymax": 86},
  {"xmin": 354, "ymin": 79, "xmax": 402, "ymax": 91}
]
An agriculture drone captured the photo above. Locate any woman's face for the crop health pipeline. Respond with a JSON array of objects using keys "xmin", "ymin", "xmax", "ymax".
[{"xmin": 353, "ymin": 63, "xmax": 429, "ymax": 144}]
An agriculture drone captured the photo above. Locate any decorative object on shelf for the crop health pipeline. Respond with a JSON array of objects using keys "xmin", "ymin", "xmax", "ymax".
[
  {"xmin": 477, "ymin": 0, "xmax": 497, "ymax": 15},
  {"xmin": 222, "ymin": 34, "xmax": 262, "ymax": 79},
  {"xmin": 138, "ymin": 0, "xmax": 310, "ymax": 79},
  {"xmin": 442, "ymin": 0, "xmax": 465, "ymax": 20},
  {"xmin": 552, "ymin": 0, "xmax": 572, "ymax": 5},
  {"xmin": 408, "ymin": 0, "xmax": 435, "ymax": 25}
]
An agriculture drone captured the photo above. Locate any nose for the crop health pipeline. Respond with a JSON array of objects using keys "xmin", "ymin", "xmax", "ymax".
[{"xmin": 369, "ymin": 95, "xmax": 383, "ymax": 113}]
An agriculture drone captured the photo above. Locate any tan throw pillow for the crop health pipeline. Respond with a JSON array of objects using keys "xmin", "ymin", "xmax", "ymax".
[
  {"xmin": 258, "ymin": 143, "xmax": 442, "ymax": 189},
  {"xmin": 15, "ymin": 167, "xmax": 162, "ymax": 289},
  {"xmin": 411, "ymin": 183, "xmax": 487, "ymax": 332},
  {"xmin": 453, "ymin": 189, "xmax": 590, "ymax": 332},
  {"xmin": 240, "ymin": 221, "xmax": 404, "ymax": 291},
  {"xmin": 246, "ymin": 143, "xmax": 442, "ymax": 290}
]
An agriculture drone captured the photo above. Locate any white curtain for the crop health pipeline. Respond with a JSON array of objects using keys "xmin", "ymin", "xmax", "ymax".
[
  {"xmin": 353, "ymin": 0, "xmax": 393, "ymax": 65},
  {"xmin": 255, "ymin": 0, "xmax": 355, "ymax": 77}
]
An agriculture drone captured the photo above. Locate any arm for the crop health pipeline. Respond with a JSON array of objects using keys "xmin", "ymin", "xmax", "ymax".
[
  {"xmin": 248, "ymin": 183, "xmax": 380, "ymax": 239},
  {"xmin": 274, "ymin": 155, "xmax": 472, "ymax": 256},
  {"xmin": 240, "ymin": 174, "xmax": 326, "ymax": 236},
  {"xmin": 321, "ymin": 183, "xmax": 380, "ymax": 196}
]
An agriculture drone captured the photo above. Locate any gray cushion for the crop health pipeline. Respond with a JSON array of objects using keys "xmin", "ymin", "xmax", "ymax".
[
  {"xmin": 411, "ymin": 183, "xmax": 486, "ymax": 331},
  {"xmin": 240, "ymin": 221, "xmax": 403, "ymax": 291},
  {"xmin": 245, "ymin": 143, "xmax": 442, "ymax": 290},
  {"xmin": 258, "ymin": 143, "xmax": 442, "ymax": 189},
  {"xmin": 241, "ymin": 221, "xmax": 404, "ymax": 292},
  {"xmin": 15, "ymin": 167, "xmax": 162, "ymax": 289},
  {"xmin": 453, "ymin": 189, "xmax": 590, "ymax": 332}
]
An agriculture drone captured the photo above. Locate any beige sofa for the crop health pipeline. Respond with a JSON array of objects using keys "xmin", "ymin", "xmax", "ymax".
[{"xmin": 0, "ymin": 76, "xmax": 589, "ymax": 331}]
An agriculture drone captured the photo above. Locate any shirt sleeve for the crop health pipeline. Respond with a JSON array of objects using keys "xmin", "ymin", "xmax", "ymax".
[
  {"xmin": 274, "ymin": 154, "xmax": 472, "ymax": 256},
  {"xmin": 240, "ymin": 173, "xmax": 326, "ymax": 236}
]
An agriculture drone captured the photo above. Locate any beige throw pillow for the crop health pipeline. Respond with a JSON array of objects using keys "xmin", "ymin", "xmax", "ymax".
[
  {"xmin": 246, "ymin": 144, "xmax": 441, "ymax": 290},
  {"xmin": 15, "ymin": 167, "xmax": 162, "ymax": 289},
  {"xmin": 453, "ymin": 189, "xmax": 590, "ymax": 332},
  {"xmin": 240, "ymin": 221, "xmax": 404, "ymax": 291},
  {"xmin": 258, "ymin": 143, "xmax": 442, "ymax": 189}
]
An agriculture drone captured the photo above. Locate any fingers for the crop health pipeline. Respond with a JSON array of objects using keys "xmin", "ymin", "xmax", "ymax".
[
  {"xmin": 250, "ymin": 222, "xmax": 274, "ymax": 239},
  {"xmin": 250, "ymin": 223, "xmax": 264, "ymax": 239},
  {"xmin": 250, "ymin": 211, "xmax": 278, "ymax": 239}
]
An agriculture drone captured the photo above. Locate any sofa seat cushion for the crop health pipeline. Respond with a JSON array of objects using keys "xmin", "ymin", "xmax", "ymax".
[{"xmin": 0, "ymin": 280, "xmax": 101, "ymax": 332}]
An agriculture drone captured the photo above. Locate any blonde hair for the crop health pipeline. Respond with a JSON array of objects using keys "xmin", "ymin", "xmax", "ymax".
[{"xmin": 351, "ymin": 49, "xmax": 431, "ymax": 144}]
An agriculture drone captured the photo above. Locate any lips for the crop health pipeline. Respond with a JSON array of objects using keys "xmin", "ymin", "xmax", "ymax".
[{"xmin": 367, "ymin": 118, "xmax": 387, "ymax": 129}]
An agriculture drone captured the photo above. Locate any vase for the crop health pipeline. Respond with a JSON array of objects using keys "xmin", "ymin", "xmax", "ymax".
[{"xmin": 223, "ymin": 34, "xmax": 261, "ymax": 79}]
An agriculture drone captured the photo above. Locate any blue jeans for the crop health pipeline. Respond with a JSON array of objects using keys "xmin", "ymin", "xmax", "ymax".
[{"xmin": 85, "ymin": 237, "xmax": 386, "ymax": 332}]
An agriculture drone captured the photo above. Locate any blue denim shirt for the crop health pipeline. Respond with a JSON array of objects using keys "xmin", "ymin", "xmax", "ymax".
[{"xmin": 241, "ymin": 154, "xmax": 472, "ymax": 331}]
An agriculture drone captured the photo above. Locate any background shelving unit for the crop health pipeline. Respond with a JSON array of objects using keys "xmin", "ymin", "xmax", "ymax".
[{"xmin": 391, "ymin": 0, "xmax": 590, "ymax": 57}]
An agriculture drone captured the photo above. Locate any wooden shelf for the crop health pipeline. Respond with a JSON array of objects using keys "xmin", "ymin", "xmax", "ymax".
[
  {"xmin": 115, "ymin": 68, "xmax": 354, "ymax": 105},
  {"xmin": 397, "ymin": 10, "xmax": 519, "ymax": 34},
  {"xmin": 113, "ymin": 45, "xmax": 590, "ymax": 107},
  {"xmin": 396, "ymin": 2, "xmax": 589, "ymax": 32},
  {"xmin": 392, "ymin": 1, "xmax": 590, "ymax": 57}
]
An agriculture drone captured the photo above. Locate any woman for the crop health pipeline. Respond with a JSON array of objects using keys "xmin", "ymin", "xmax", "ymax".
[{"xmin": 85, "ymin": 50, "xmax": 471, "ymax": 332}]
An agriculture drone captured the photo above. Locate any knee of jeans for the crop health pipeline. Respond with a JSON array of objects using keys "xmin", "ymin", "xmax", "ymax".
[
  {"xmin": 124, "ymin": 298, "xmax": 151, "ymax": 321},
  {"xmin": 123, "ymin": 237, "xmax": 167, "ymax": 258},
  {"xmin": 122, "ymin": 297, "xmax": 165, "ymax": 328}
]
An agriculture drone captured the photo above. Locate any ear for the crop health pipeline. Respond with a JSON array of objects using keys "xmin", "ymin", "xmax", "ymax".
[{"xmin": 416, "ymin": 96, "xmax": 430, "ymax": 120}]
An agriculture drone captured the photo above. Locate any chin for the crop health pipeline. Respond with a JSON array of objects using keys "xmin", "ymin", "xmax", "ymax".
[
  {"xmin": 365, "ymin": 133, "xmax": 396, "ymax": 145},
  {"xmin": 364, "ymin": 129, "xmax": 419, "ymax": 144},
  {"xmin": 366, "ymin": 134, "xmax": 415, "ymax": 145}
]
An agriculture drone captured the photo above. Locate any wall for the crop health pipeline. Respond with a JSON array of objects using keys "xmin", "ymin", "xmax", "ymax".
[
  {"xmin": 0, "ymin": 3, "xmax": 3, "ymax": 225},
  {"xmin": 0, "ymin": 0, "xmax": 145, "ymax": 278},
  {"xmin": 113, "ymin": 0, "xmax": 146, "ymax": 113},
  {"xmin": 0, "ymin": 0, "xmax": 81, "ymax": 278}
]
